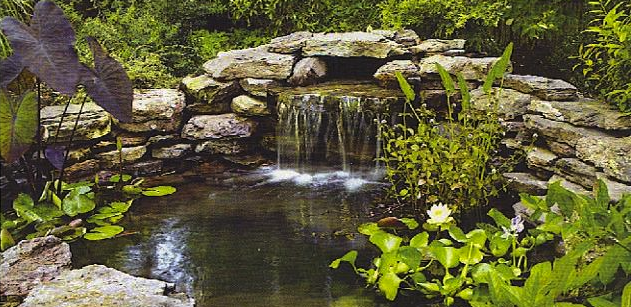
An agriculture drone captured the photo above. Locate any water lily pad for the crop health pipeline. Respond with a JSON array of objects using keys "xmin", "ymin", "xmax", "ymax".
[
  {"xmin": 63, "ymin": 189, "xmax": 96, "ymax": 217},
  {"xmin": 142, "ymin": 186, "xmax": 176, "ymax": 197},
  {"xmin": 84, "ymin": 225, "xmax": 124, "ymax": 240},
  {"xmin": 370, "ymin": 231, "xmax": 402, "ymax": 253}
]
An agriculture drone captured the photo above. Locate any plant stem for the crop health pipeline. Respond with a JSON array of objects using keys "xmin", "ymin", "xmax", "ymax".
[
  {"xmin": 56, "ymin": 95, "xmax": 87, "ymax": 195},
  {"xmin": 35, "ymin": 79, "xmax": 43, "ymax": 190}
]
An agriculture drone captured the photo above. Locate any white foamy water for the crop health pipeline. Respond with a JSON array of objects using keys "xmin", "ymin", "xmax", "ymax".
[{"xmin": 261, "ymin": 167, "xmax": 380, "ymax": 191}]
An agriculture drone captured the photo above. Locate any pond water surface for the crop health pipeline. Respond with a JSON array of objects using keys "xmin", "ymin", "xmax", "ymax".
[{"xmin": 72, "ymin": 168, "xmax": 396, "ymax": 307}]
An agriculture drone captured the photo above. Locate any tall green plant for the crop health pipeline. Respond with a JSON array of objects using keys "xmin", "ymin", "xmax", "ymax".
[
  {"xmin": 379, "ymin": 43, "xmax": 514, "ymax": 213},
  {"xmin": 576, "ymin": 0, "xmax": 631, "ymax": 113}
]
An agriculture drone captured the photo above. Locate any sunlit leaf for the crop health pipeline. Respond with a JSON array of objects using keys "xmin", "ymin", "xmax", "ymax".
[
  {"xmin": 398, "ymin": 246, "xmax": 422, "ymax": 270},
  {"xmin": 0, "ymin": 90, "xmax": 37, "ymax": 163},
  {"xmin": 0, "ymin": 1, "xmax": 81, "ymax": 95},
  {"xmin": 483, "ymin": 42, "xmax": 513, "ymax": 93},
  {"xmin": 1, "ymin": 228, "xmax": 16, "ymax": 251},
  {"xmin": 487, "ymin": 208, "xmax": 511, "ymax": 228},
  {"xmin": 395, "ymin": 71, "xmax": 415, "ymax": 102},
  {"xmin": 410, "ymin": 232, "xmax": 429, "ymax": 248},
  {"xmin": 429, "ymin": 244, "xmax": 460, "ymax": 269},
  {"xmin": 330, "ymin": 250, "xmax": 358, "ymax": 269},
  {"xmin": 142, "ymin": 185, "xmax": 176, "ymax": 197},
  {"xmin": 379, "ymin": 271, "xmax": 402, "ymax": 301},
  {"xmin": 83, "ymin": 225, "xmax": 123, "ymax": 240},
  {"xmin": 81, "ymin": 37, "xmax": 133, "ymax": 122},
  {"xmin": 436, "ymin": 63, "xmax": 456, "ymax": 96},
  {"xmin": 62, "ymin": 189, "xmax": 96, "ymax": 217},
  {"xmin": 370, "ymin": 231, "xmax": 402, "ymax": 253}
]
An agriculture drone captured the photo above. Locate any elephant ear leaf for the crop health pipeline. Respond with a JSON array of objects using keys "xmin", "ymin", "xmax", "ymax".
[
  {"xmin": 0, "ymin": 1, "xmax": 80, "ymax": 95},
  {"xmin": 0, "ymin": 54, "xmax": 24, "ymax": 89},
  {"xmin": 45, "ymin": 145, "xmax": 66, "ymax": 170},
  {"xmin": 0, "ymin": 91, "xmax": 38, "ymax": 163},
  {"xmin": 81, "ymin": 37, "xmax": 133, "ymax": 123}
]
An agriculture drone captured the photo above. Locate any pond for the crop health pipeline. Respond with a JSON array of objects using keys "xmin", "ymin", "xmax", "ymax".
[{"xmin": 71, "ymin": 167, "xmax": 396, "ymax": 307}]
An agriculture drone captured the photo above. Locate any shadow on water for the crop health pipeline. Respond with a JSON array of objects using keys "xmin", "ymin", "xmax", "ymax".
[{"xmin": 71, "ymin": 171, "xmax": 408, "ymax": 307}]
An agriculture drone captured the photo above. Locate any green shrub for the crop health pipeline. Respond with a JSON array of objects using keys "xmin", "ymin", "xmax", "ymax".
[{"xmin": 576, "ymin": 0, "xmax": 631, "ymax": 113}]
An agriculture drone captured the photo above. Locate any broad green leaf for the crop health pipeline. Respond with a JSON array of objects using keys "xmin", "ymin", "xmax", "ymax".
[
  {"xmin": 457, "ymin": 73, "xmax": 471, "ymax": 111},
  {"xmin": 379, "ymin": 271, "xmax": 402, "ymax": 301},
  {"xmin": 410, "ymin": 232, "xmax": 429, "ymax": 248},
  {"xmin": 370, "ymin": 231, "xmax": 402, "ymax": 253},
  {"xmin": 459, "ymin": 244, "xmax": 484, "ymax": 265},
  {"xmin": 110, "ymin": 201, "xmax": 132, "ymax": 213},
  {"xmin": 142, "ymin": 185, "xmax": 176, "ymax": 197},
  {"xmin": 60, "ymin": 227, "xmax": 86, "ymax": 241},
  {"xmin": 1, "ymin": 228, "xmax": 15, "ymax": 251},
  {"xmin": 466, "ymin": 229, "xmax": 487, "ymax": 248},
  {"xmin": 622, "ymin": 281, "xmax": 630, "ymax": 307},
  {"xmin": 554, "ymin": 303, "xmax": 587, "ymax": 307},
  {"xmin": 0, "ymin": 91, "xmax": 38, "ymax": 163},
  {"xmin": 330, "ymin": 250, "xmax": 358, "ymax": 269},
  {"xmin": 395, "ymin": 71, "xmax": 415, "ymax": 102},
  {"xmin": 110, "ymin": 174, "xmax": 132, "ymax": 183},
  {"xmin": 398, "ymin": 246, "xmax": 422, "ymax": 270},
  {"xmin": 436, "ymin": 63, "xmax": 456, "ymax": 96},
  {"xmin": 471, "ymin": 263, "xmax": 492, "ymax": 284},
  {"xmin": 600, "ymin": 245, "xmax": 626, "ymax": 284},
  {"xmin": 546, "ymin": 181, "xmax": 577, "ymax": 216},
  {"xmin": 487, "ymin": 208, "xmax": 511, "ymax": 228},
  {"xmin": 358, "ymin": 222, "xmax": 381, "ymax": 236},
  {"xmin": 483, "ymin": 42, "xmax": 513, "ymax": 93},
  {"xmin": 588, "ymin": 296, "xmax": 619, "ymax": 307},
  {"xmin": 83, "ymin": 225, "xmax": 124, "ymax": 240},
  {"xmin": 489, "ymin": 234, "xmax": 511, "ymax": 257},
  {"xmin": 448, "ymin": 225, "xmax": 467, "ymax": 243},
  {"xmin": 63, "ymin": 189, "xmax": 96, "ymax": 217},
  {"xmin": 399, "ymin": 218, "xmax": 419, "ymax": 230},
  {"xmin": 520, "ymin": 193, "xmax": 547, "ymax": 212},
  {"xmin": 429, "ymin": 244, "xmax": 460, "ymax": 269},
  {"xmin": 594, "ymin": 179, "xmax": 610, "ymax": 207}
]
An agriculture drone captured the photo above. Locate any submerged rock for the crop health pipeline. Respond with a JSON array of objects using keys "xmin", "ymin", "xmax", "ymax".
[
  {"xmin": 203, "ymin": 46, "xmax": 297, "ymax": 80},
  {"xmin": 118, "ymin": 89, "xmax": 186, "ymax": 133},
  {"xmin": 302, "ymin": 32, "xmax": 409, "ymax": 58},
  {"xmin": 182, "ymin": 113, "xmax": 258, "ymax": 140},
  {"xmin": 19, "ymin": 264, "xmax": 194, "ymax": 307},
  {"xmin": 504, "ymin": 74, "xmax": 578, "ymax": 101},
  {"xmin": 0, "ymin": 236, "xmax": 72, "ymax": 297},
  {"xmin": 41, "ymin": 103, "xmax": 111, "ymax": 143},
  {"xmin": 288, "ymin": 57, "xmax": 327, "ymax": 86},
  {"xmin": 231, "ymin": 95, "xmax": 270, "ymax": 116}
]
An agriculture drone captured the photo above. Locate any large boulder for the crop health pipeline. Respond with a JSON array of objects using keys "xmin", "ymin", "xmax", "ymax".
[
  {"xmin": 180, "ymin": 75, "xmax": 240, "ymax": 114},
  {"xmin": 1, "ymin": 236, "xmax": 72, "ymax": 297},
  {"xmin": 575, "ymin": 136, "xmax": 631, "ymax": 184},
  {"xmin": 41, "ymin": 103, "xmax": 111, "ymax": 143},
  {"xmin": 410, "ymin": 39, "xmax": 466, "ymax": 54},
  {"xmin": 288, "ymin": 57, "xmax": 327, "ymax": 86},
  {"xmin": 97, "ymin": 145, "xmax": 147, "ymax": 168},
  {"xmin": 118, "ymin": 89, "xmax": 186, "ymax": 133},
  {"xmin": 373, "ymin": 60, "xmax": 420, "ymax": 87},
  {"xmin": 203, "ymin": 46, "xmax": 297, "ymax": 80},
  {"xmin": 19, "ymin": 264, "xmax": 194, "ymax": 307},
  {"xmin": 418, "ymin": 55, "xmax": 507, "ymax": 80},
  {"xmin": 302, "ymin": 32, "xmax": 408, "ymax": 58},
  {"xmin": 268, "ymin": 31, "xmax": 313, "ymax": 53},
  {"xmin": 392, "ymin": 29, "xmax": 421, "ymax": 46},
  {"xmin": 181, "ymin": 113, "xmax": 257, "ymax": 140},
  {"xmin": 231, "ymin": 95, "xmax": 270, "ymax": 116},
  {"xmin": 529, "ymin": 98, "xmax": 631, "ymax": 130},
  {"xmin": 504, "ymin": 74, "xmax": 578, "ymax": 101},
  {"xmin": 470, "ymin": 87, "xmax": 533, "ymax": 120}
]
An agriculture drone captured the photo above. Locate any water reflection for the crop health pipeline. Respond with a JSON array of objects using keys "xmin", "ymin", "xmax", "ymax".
[{"xmin": 72, "ymin": 176, "xmax": 387, "ymax": 307}]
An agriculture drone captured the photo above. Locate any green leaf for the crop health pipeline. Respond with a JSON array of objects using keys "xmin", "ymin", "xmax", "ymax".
[
  {"xmin": 410, "ymin": 232, "xmax": 429, "ymax": 248},
  {"xmin": 398, "ymin": 246, "xmax": 422, "ymax": 270},
  {"xmin": 546, "ymin": 181, "xmax": 577, "ymax": 216},
  {"xmin": 459, "ymin": 244, "xmax": 484, "ymax": 265},
  {"xmin": 379, "ymin": 271, "xmax": 402, "ymax": 301},
  {"xmin": 13, "ymin": 193, "xmax": 37, "ymax": 222},
  {"xmin": 370, "ymin": 231, "xmax": 402, "ymax": 253},
  {"xmin": 588, "ymin": 296, "xmax": 619, "ymax": 307},
  {"xmin": 487, "ymin": 208, "xmax": 511, "ymax": 228},
  {"xmin": 1, "ymin": 228, "xmax": 16, "ymax": 251},
  {"xmin": 330, "ymin": 250, "xmax": 358, "ymax": 269},
  {"xmin": 483, "ymin": 42, "xmax": 513, "ymax": 93},
  {"xmin": 110, "ymin": 201, "xmax": 133, "ymax": 213},
  {"xmin": 489, "ymin": 234, "xmax": 511, "ymax": 257},
  {"xmin": 395, "ymin": 71, "xmax": 415, "ymax": 102},
  {"xmin": 0, "ymin": 91, "xmax": 38, "ymax": 163},
  {"xmin": 436, "ymin": 63, "xmax": 456, "ymax": 96},
  {"xmin": 457, "ymin": 73, "xmax": 471, "ymax": 111},
  {"xmin": 399, "ymin": 218, "xmax": 419, "ymax": 230},
  {"xmin": 62, "ymin": 189, "xmax": 96, "ymax": 217},
  {"xmin": 622, "ymin": 281, "xmax": 630, "ymax": 307},
  {"xmin": 594, "ymin": 179, "xmax": 610, "ymax": 207},
  {"xmin": 83, "ymin": 225, "xmax": 124, "ymax": 240},
  {"xmin": 142, "ymin": 185, "xmax": 176, "ymax": 197},
  {"xmin": 466, "ymin": 229, "xmax": 487, "ymax": 248},
  {"xmin": 110, "ymin": 174, "xmax": 132, "ymax": 183},
  {"xmin": 429, "ymin": 243, "xmax": 460, "ymax": 269},
  {"xmin": 358, "ymin": 222, "xmax": 381, "ymax": 236},
  {"xmin": 448, "ymin": 225, "xmax": 467, "ymax": 243}
]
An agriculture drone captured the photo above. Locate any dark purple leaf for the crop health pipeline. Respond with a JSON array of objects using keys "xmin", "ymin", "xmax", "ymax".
[
  {"xmin": 45, "ymin": 145, "xmax": 65, "ymax": 170},
  {"xmin": 0, "ymin": 54, "xmax": 24, "ymax": 89},
  {"xmin": 0, "ymin": 1, "xmax": 80, "ymax": 95},
  {"xmin": 81, "ymin": 37, "xmax": 133, "ymax": 123}
]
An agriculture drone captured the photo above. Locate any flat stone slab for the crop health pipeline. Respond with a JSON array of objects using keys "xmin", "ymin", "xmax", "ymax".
[
  {"xmin": 529, "ymin": 98, "xmax": 631, "ymax": 130},
  {"xmin": 118, "ymin": 89, "xmax": 185, "ymax": 133},
  {"xmin": 268, "ymin": 31, "xmax": 313, "ymax": 53},
  {"xmin": 232, "ymin": 95, "xmax": 270, "ymax": 116},
  {"xmin": 19, "ymin": 264, "xmax": 194, "ymax": 307},
  {"xmin": 195, "ymin": 139, "xmax": 250, "ymax": 155},
  {"xmin": 97, "ymin": 145, "xmax": 147, "ymax": 168},
  {"xmin": 504, "ymin": 74, "xmax": 578, "ymax": 101},
  {"xmin": 373, "ymin": 60, "xmax": 420, "ymax": 86},
  {"xmin": 181, "ymin": 113, "xmax": 257, "ymax": 140},
  {"xmin": 1, "ymin": 236, "xmax": 72, "ymax": 297},
  {"xmin": 203, "ymin": 46, "xmax": 297, "ymax": 80},
  {"xmin": 180, "ymin": 75, "xmax": 241, "ymax": 104},
  {"xmin": 410, "ymin": 39, "xmax": 466, "ymax": 54},
  {"xmin": 152, "ymin": 144, "xmax": 192, "ymax": 159},
  {"xmin": 239, "ymin": 78, "xmax": 283, "ymax": 97},
  {"xmin": 302, "ymin": 32, "xmax": 408, "ymax": 58},
  {"xmin": 41, "ymin": 103, "xmax": 111, "ymax": 143},
  {"xmin": 527, "ymin": 147, "xmax": 558, "ymax": 172},
  {"xmin": 470, "ymin": 87, "xmax": 533, "ymax": 120},
  {"xmin": 418, "ymin": 55, "xmax": 506, "ymax": 80},
  {"xmin": 503, "ymin": 172, "xmax": 549, "ymax": 195}
]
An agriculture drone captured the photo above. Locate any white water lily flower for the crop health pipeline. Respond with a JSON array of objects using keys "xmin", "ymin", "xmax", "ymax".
[{"xmin": 427, "ymin": 203, "xmax": 454, "ymax": 225}]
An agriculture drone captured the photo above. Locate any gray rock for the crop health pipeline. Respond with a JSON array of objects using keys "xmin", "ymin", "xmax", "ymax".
[
  {"xmin": 393, "ymin": 29, "xmax": 420, "ymax": 46},
  {"xmin": 268, "ymin": 31, "xmax": 313, "ymax": 53},
  {"xmin": 65, "ymin": 159, "xmax": 100, "ymax": 180},
  {"xmin": 152, "ymin": 144, "xmax": 192, "ymax": 159},
  {"xmin": 410, "ymin": 39, "xmax": 466, "ymax": 54},
  {"xmin": 470, "ymin": 87, "xmax": 532, "ymax": 120},
  {"xmin": 418, "ymin": 79, "xmax": 479, "ymax": 90},
  {"xmin": 288, "ymin": 57, "xmax": 327, "ymax": 86},
  {"xmin": 523, "ymin": 115, "xmax": 610, "ymax": 147},
  {"xmin": 443, "ymin": 49, "xmax": 466, "ymax": 56},
  {"xmin": 118, "ymin": 89, "xmax": 186, "ymax": 133},
  {"xmin": 373, "ymin": 60, "xmax": 420, "ymax": 87},
  {"xmin": 504, "ymin": 74, "xmax": 578, "ymax": 101},
  {"xmin": 370, "ymin": 29, "xmax": 395, "ymax": 39},
  {"xmin": 180, "ymin": 75, "xmax": 241, "ymax": 105},
  {"xmin": 223, "ymin": 154, "xmax": 269, "ymax": 167},
  {"xmin": 182, "ymin": 113, "xmax": 258, "ymax": 140},
  {"xmin": 195, "ymin": 139, "xmax": 250, "ymax": 155},
  {"xmin": 554, "ymin": 158, "xmax": 598, "ymax": 188},
  {"xmin": 19, "ymin": 264, "xmax": 194, "ymax": 307},
  {"xmin": 97, "ymin": 145, "xmax": 147, "ymax": 168},
  {"xmin": 418, "ymin": 55, "xmax": 508, "ymax": 80},
  {"xmin": 203, "ymin": 46, "xmax": 297, "ymax": 80},
  {"xmin": 548, "ymin": 175, "xmax": 590, "ymax": 196},
  {"xmin": 596, "ymin": 173, "xmax": 631, "ymax": 202},
  {"xmin": 239, "ymin": 78, "xmax": 283, "ymax": 97},
  {"xmin": 529, "ymin": 98, "xmax": 631, "ymax": 130},
  {"xmin": 1, "ymin": 236, "xmax": 71, "ymax": 297},
  {"xmin": 575, "ymin": 136, "xmax": 631, "ymax": 184},
  {"xmin": 302, "ymin": 32, "xmax": 409, "ymax": 58},
  {"xmin": 501, "ymin": 121, "xmax": 525, "ymax": 133},
  {"xmin": 545, "ymin": 140, "xmax": 576, "ymax": 157},
  {"xmin": 503, "ymin": 172, "xmax": 549, "ymax": 195},
  {"xmin": 41, "ymin": 103, "xmax": 111, "ymax": 143},
  {"xmin": 231, "ymin": 95, "xmax": 270, "ymax": 116},
  {"xmin": 147, "ymin": 134, "xmax": 178, "ymax": 145},
  {"xmin": 527, "ymin": 147, "xmax": 558, "ymax": 172},
  {"xmin": 123, "ymin": 160, "xmax": 163, "ymax": 177}
]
